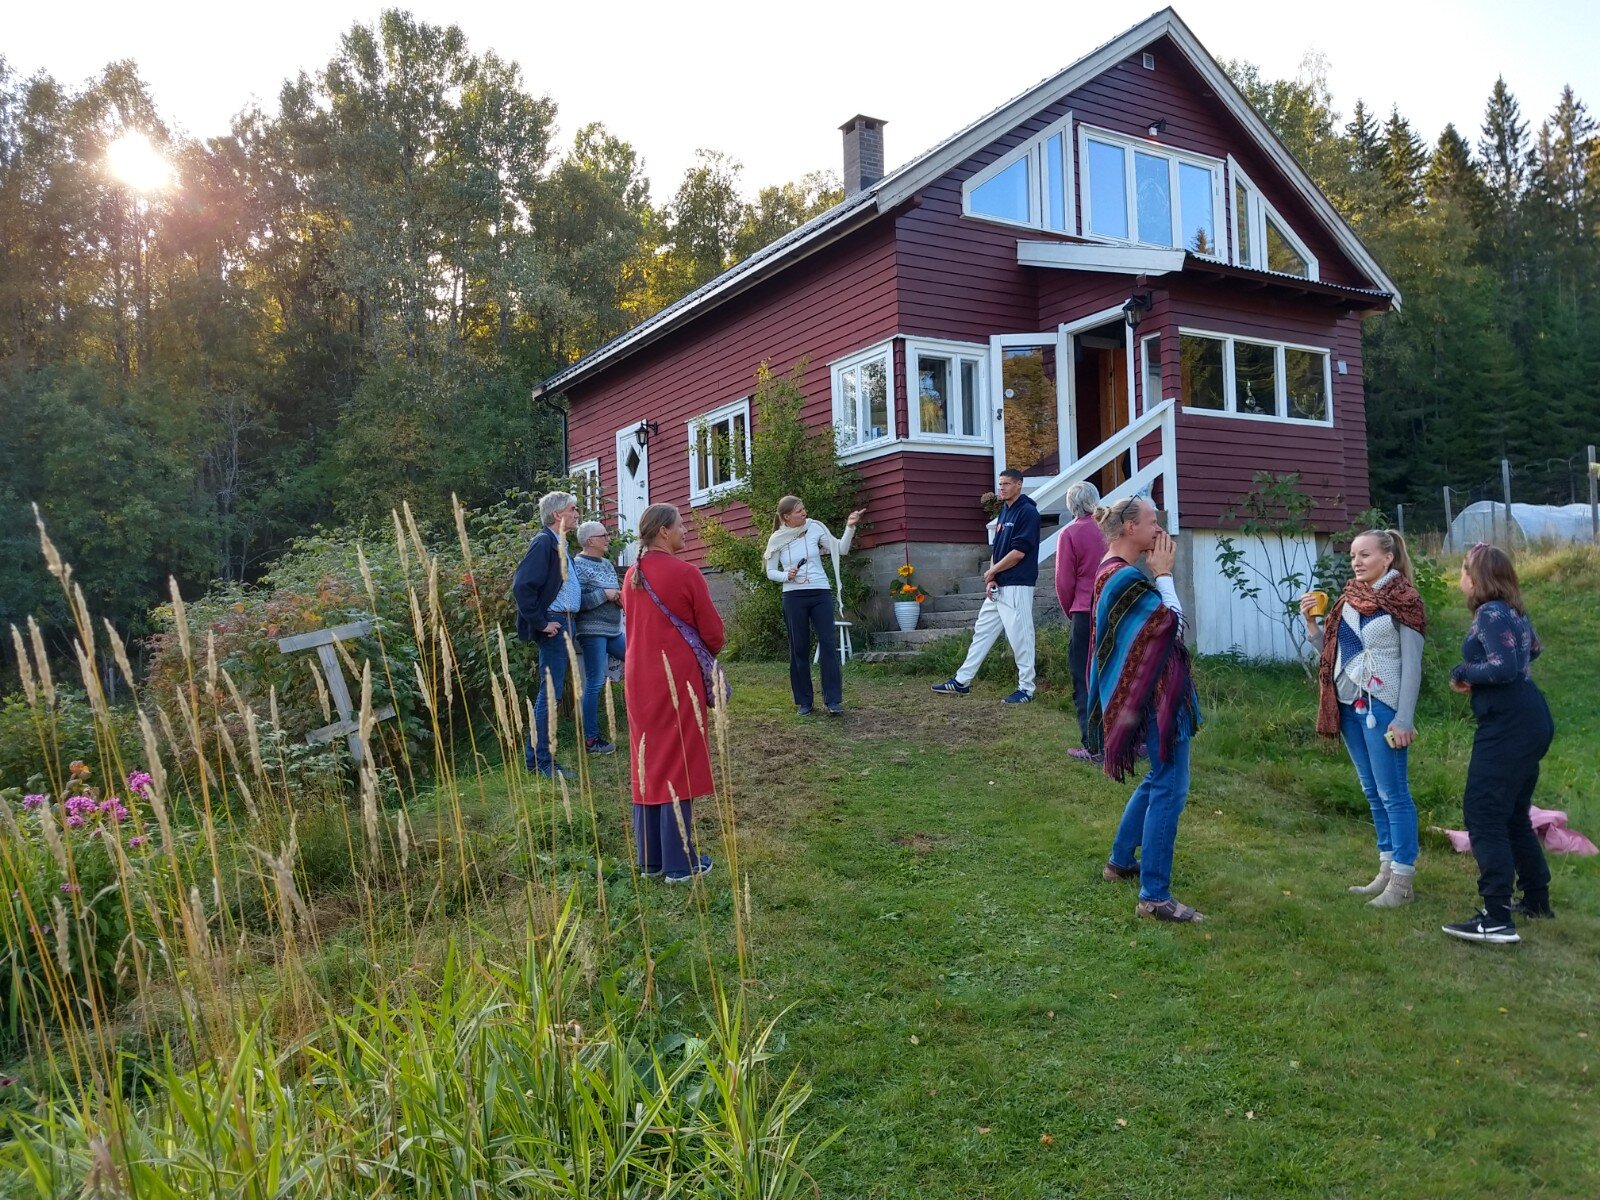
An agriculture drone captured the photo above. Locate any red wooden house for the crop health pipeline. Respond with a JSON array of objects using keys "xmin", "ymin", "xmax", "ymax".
[{"xmin": 535, "ymin": 8, "xmax": 1398, "ymax": 659}]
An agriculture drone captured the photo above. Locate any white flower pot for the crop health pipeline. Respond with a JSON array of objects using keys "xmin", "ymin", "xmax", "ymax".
[{"xmin": 894, "ymin": 601, "xmax": 921, "ymax": 632}]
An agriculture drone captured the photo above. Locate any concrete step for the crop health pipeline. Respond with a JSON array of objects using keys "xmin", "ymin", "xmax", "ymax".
[
  {"xmin": 954, "ymin": 574, "xmax": 992, "ymax": 594},
  {"xmin": 869, "ymin": 627, "xmax": 966, "ymax": 648},
  {"xmin": 918, "ymin": 608, "xmax": 984, "ymax": 628},
  {"xmin": 856, "ymin": 649, "xmax": 919, "ymax": 663},
  {"xmin": 923, "ymin": 591, "xmax": 985, "ymax": 613}
]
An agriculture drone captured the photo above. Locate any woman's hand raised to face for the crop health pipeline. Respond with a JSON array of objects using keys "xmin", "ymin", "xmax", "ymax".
[{"xmin": 1146, "ymin": 531, "xmax": 1176, "ymax": 578}]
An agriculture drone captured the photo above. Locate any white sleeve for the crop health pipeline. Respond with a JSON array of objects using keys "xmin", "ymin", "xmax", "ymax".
[{"xmin": 1153, "ymin": 574, "xmax": 1183, "ymax": 619}]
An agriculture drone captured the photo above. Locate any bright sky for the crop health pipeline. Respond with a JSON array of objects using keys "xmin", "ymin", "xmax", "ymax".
[{"xmin": 6, "ymin": 0, "xmax": 1597, "ymax": 199}]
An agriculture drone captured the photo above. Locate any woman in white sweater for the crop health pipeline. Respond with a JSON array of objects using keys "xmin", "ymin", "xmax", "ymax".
[{"xmin": 764, "ymin": 495, "xmax": 865, "ymax": 715}]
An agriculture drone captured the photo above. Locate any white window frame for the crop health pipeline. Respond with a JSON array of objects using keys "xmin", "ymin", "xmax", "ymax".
[
  {"xmin": 961, "ymin": 112, "xmax": 1075, "ymax": 233},
  {"xmin": 1177, "ymin": 327, "xmax": 1334, "ymax": 427},
  {"xmin": 687, "ymin": 398, "xmax": 752, "ymax": 506},
  {"xmin": 570, "ymin": 457, "xmax": 602, "ymax": 514},
  {"xmin": 1139, "ymin": 332, "xmax": 1165, "ymax": 415},
  {"xmin": 1077, "ymin": 124, "xmax": 1226, "ymax": 258},
  {"xmin": 904, "ymin": 337, "xmax": 989, "ymax": 444},
  {"xmin": 1228, "ymin": 157, "xmax": 1319, "ymax": 280},
  {"xmin": 830, "ymin": 340, "xmax": 897, "ymax": 458}
]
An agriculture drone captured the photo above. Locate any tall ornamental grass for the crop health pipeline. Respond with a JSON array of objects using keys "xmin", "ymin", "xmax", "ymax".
[{"xmin": 0, "ymin": 499, "xmax": 815, "ymax": 1198}]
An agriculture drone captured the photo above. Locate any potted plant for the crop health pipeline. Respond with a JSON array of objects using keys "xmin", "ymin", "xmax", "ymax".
[{"xmin": 889, "ymin": 563, "xmax": 928, "ymax": 631}]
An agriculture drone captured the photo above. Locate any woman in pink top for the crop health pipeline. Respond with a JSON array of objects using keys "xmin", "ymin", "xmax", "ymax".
[{"xmin": 1054, "ymin": 481, "xmax": 1107, "ymax": 759}]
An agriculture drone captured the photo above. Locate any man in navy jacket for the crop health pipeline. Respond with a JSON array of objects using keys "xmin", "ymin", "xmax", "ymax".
[
  {"xmin": 932, "ymin": 468, "xmax": 1041, "ymax": 703},
  {"xmin": 514, "ymin": 491, "xmax": 582, "ymax": 777}
]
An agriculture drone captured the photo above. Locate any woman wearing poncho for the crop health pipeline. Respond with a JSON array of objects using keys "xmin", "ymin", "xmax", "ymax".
[{"xmin": 1087, "ymin": 497, "xmax": 1205, "ymax": 923}]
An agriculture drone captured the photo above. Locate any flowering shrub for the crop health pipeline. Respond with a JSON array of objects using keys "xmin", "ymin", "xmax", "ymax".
[
  {"xmin": 889, "ymin": 562, "xmax": 929, "ymax": 604},
  {"xmin": 0, "ymin": 762, "xmax": 163, "ymax": 1045}
]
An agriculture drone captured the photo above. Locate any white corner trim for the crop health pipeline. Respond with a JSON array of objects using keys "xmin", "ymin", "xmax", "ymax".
[{"xmin": 1018, "ymin": 241, "xmax": 1186, "ymax": 274}]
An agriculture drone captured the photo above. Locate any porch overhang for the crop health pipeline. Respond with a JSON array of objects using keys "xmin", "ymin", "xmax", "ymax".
[{"xmin": 1016, "ymin": 241, "xmax": 1394, "ymax": 313}]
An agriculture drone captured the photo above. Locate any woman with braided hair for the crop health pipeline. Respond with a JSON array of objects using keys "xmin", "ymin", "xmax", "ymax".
[{"xmin": 1301, "ymin": 529, "xmax": 1427, "ymax": 909}]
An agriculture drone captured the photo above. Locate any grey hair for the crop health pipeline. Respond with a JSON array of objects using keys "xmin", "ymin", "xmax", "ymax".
[
  {"xmin": 576, "ymin": 520, "xmax": 608, "ymax": 544},
  {"xmin": 539, "ymin": 491, "xmax": 578, "ymax": 526},
  {"xmin": 1065, "ymin": 480, "xmax": 1101, "ymax": 518}
]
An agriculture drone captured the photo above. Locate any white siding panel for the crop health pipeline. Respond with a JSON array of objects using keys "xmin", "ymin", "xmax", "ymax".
[{"xmin": 1187, "ymin": 530, "xmax": 1318, "ymax": 662}]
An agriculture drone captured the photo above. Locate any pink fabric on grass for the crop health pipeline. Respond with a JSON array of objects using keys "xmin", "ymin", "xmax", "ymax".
[{"xmin": 1441, "ymin": 806, "xmax": 1598, "ymax": 856}]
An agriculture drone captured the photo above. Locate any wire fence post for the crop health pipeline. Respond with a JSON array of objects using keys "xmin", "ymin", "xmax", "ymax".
[
  {"xmin": 1396, "ymin": 504, "xmax": 1405, "ymax": 537},
  {"xmin": 1501, "ymin": 458, "xmax": 1513, "ymax": 545},
  {"xmin": 1589, "ymin": 444, "xmax": 1598, "ymax": 545},
  {"xmin": 1442, "ymin": 487, "xmax": 1455, "ymax": 552}
]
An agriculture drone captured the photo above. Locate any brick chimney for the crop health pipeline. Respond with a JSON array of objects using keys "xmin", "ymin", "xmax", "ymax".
[{"xmin": 839, "ymin": 115, "xmax": 887, "ymax": 196}]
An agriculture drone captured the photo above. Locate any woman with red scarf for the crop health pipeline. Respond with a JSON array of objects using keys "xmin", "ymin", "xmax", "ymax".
[{"xmin": 1301, "ymin": 529, "xmax": 1427, "ymax": 909}]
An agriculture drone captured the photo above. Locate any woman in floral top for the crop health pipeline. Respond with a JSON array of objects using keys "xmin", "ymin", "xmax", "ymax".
[{"xmin": 1440, "ymin": 544, "xmax": 1555, "ymax": 945}]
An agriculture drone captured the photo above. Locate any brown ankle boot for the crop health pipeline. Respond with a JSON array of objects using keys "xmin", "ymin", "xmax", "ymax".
[
  {"xmin": 1367, "ymin": 872, "xmax": 1415, "ymax": 908},
  {"xmin": 1348, "ymin": 863, "xmax": 1392, "ymax": 895}
]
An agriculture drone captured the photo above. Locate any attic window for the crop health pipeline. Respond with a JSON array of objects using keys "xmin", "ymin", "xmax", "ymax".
[
  {"xmin": 1228, "ymin": 157, "xmax": 1318, "ymax": 279},
  {"xmin": 962, "ymin": 112, "xmax": 1074, "ymax": 233},
  {"xmin": 1142, "ymin": 52, "xmax": 1156, "ymax": 70}
]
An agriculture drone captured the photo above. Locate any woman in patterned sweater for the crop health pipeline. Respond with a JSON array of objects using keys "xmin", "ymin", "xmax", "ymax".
[{"xmin": 1440, "ymin": 544, "xmax": 1555, "ymax": 945}]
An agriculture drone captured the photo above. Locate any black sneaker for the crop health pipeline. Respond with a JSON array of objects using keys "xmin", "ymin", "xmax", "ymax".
[
  {"xmin": 584, "ymin": 738, "xmax": 616, "ymax": 755},
  {"xmin": 1511, "ymin": 898, "xmax": 1556, "ymax": 920},
  {"xmin": 1441, "ymin": 909, "xmax": 1520, "ymax": 944},
  {"xmin": 826, "ymin": 704, "xmax": 844, "ymax": 716}
]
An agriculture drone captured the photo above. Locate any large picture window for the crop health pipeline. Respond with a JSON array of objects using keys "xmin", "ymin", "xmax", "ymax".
[
  {"xmin": 906, "ymin": 339, "xmax": 987, "ymax": 442},
  {"xmin": 962, "ymin": 113, "xmax": 1074, "ymax": 233},
  {"xmin": 1229, "ymin": 159, "xmax": 1318, "ymax": 279},
  {"xmin": 687, "ymin": 399, "xmax": 751, "ymax": 505},
  {"xmin": 831, "ymin": 342, "xmax": 895, "ymax": 452},
  {"xmin": 1178, "ymin": 330, "xmax": 1331, "ymax": 424},
  {"xmin": 1078, "ymin": 125, "xmax": 1224, "ymax": 256}
]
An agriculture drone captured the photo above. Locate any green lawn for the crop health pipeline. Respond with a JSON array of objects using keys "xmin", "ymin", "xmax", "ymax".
[{"xmin": 624, "ymin": 549, "xmax": 1599, "ymax": 1199}]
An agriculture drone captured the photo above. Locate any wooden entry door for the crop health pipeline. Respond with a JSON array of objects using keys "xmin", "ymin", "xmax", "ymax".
[
  {"xmin": 613, "ymin": 425, "xmax": 650, "ymax": 566},
  {"xmin": 1074, "ymin": 341, "xmax": 1131, "ymax": 493}
]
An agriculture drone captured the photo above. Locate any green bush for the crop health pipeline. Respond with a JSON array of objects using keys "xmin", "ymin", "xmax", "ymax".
[
  {"xmin": 0, "ymin": 763, "xmax": 167, "ymax": 1047},
  {"xmin": 0, "ymin": 688, "xmax": 137, "ymax": 792}
]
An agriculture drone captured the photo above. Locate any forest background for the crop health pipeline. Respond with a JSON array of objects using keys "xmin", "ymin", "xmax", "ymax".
[{"xmin": 3, "ymin": 9, "xmax": 1598, "ymax": 658}]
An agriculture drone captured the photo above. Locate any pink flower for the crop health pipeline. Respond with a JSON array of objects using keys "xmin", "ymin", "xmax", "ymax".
[
  {"xmin": 60, "ymin": 882, "xmax": 79, "ymax": 895},
  {"xmin": 66, "ymin": 815, "xmax": 85, "ymax": 828},
  {"xmin": 22, "ymin": 794, "xmax": 48, "ymax": 810},
  {"xmin": 127, "ymin": 771, "xmax": 153, "ymax": 798},
  {"xmin": 127, "ymin": 836, "xmax": 147, "ymax": 849}
]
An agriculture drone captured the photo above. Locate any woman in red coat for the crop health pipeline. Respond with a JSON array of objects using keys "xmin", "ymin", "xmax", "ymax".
[{"xmin": 622, "ymin": 503, "xmax": 725, "ymax": 882}]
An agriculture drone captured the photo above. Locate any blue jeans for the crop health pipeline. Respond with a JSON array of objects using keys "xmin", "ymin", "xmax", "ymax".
[
  {"xmin": 578, "ymin": 630, "xmax": 626, "ymax": 744},
  {"xmin": 1109, "ymin": 724, "xmax": 1192, "ymax": 903},
  {"xmin": 526, "ymin": 613, "xmax": 573, "ymax": 771},
  {"xmin": 1338, "ymin": 698, "xmax": 1419, "ymax": 868}
]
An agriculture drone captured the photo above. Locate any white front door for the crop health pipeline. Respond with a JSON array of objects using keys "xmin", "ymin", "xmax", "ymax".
[
  {"xmin": 989, "ymin": 329, "xmax": 1070, "ymax": 485},
  {"xmin": 614, "ymin": 425, "xmax": 650, "ymax": 566}
]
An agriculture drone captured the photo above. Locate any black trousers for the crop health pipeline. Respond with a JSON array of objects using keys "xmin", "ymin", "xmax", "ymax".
[
  {"xmin": 783, "ymin": 588, "xmax": 840, "ymax": 709},
  {"xmin": 1464, "ymin": 679, "xmax": 1554, "ymax": 917},
  {"xmin": 1069, "ymin": 611, "xmax": 1092, "ymax": 745}
]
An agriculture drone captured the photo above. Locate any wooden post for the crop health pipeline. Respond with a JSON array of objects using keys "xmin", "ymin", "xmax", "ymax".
[
  {"xmin": 277, "ymin": 620, "xmax": 396, "ymax": 767},
  {"xmin": 1396, "ymin": 504, "xmax": 1405, "ymax": 537},
  {"xmin": 1442, "ymin": 487, "xmax": 1455, "ymax": 552},
  {"xmin": 1501, "ymin": 458, "xmax": 1513, "ymax": 544},
  {"xmin": 1589, "ymin": 445, "xmax": 1598, "ymax": 544}
]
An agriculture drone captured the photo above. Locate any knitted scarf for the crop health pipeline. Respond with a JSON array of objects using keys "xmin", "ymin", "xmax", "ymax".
[
  {"xmin": 762, "ymin": 518, "xmax": 843, "ymax": 595},
  {"xmin": 1314, "ymin": 573, "xmax": 1427, "ymax": 737},
  {"xmin": 1086, "ymin": 558, "xmax": 1202, "ymax": 781}
]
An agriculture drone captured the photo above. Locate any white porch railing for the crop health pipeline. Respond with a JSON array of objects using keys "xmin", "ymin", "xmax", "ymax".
[{"xmin": 1034, "ymin": 399, "xmax": 1178, "ymax": 565}]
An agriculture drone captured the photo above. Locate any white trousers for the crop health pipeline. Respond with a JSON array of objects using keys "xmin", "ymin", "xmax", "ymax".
[{"xmin": 955, "ymin": 585, "xmax": 1036, "ymax": 694}]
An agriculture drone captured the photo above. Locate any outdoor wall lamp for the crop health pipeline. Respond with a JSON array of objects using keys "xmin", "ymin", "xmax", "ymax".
[
  {"xmin": 1122, "ymin": 291, "xmax": 1154, "ymax": 330},
  {"xmin": 633, "ymin": 419, "xmax": 660, "ymax": 448},
  {"xmin": 1146, "ymin": 118, "xmax": 1168, "ymax": 138}
]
